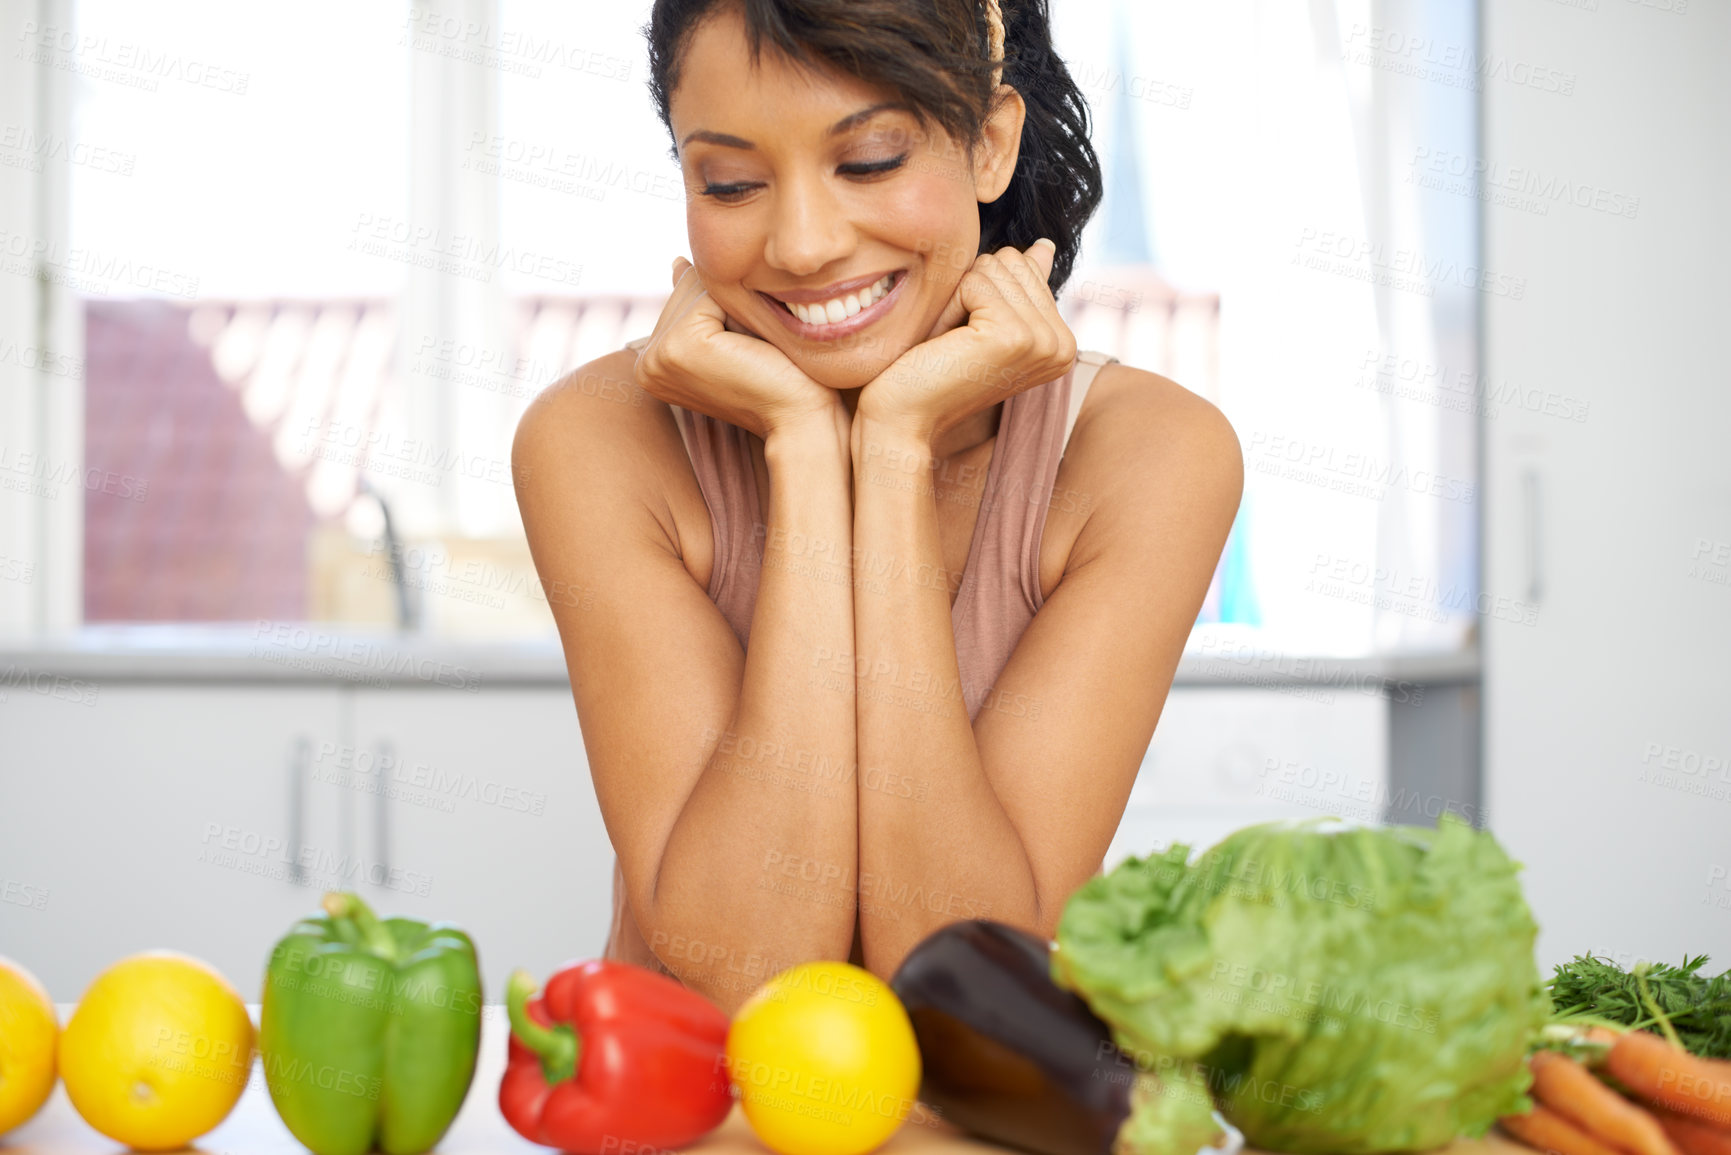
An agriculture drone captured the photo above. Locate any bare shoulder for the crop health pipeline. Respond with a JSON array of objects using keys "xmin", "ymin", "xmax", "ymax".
[
  {"xmin": 1046, "ymin": 360, "xmax": 1244, "ymax": 579},
  {"xmin": 1083, "ymin": 360, "xmax": 1242, "ymax": 480},
  {"xmin": 514, "ymin": 348, "xmax": 664, "ymax": 472},
  {"xmin": 512, "ymin": 347, "xmax": 705, "ymax": 564}
]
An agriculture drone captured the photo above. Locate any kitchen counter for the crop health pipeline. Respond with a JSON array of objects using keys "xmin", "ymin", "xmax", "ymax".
[
  {"xmin": 0, "ymin": 624, "xmax": 1479, "ymax": 689},
  {"xmin": 5, "ymin": 1007, "xmax": 1528, "ymax": 1155}
]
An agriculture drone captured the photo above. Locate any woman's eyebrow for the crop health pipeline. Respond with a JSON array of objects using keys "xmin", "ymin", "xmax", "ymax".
[{"xmin": 681, "ymin": 101, "xmax": 912, "ymax": 150}]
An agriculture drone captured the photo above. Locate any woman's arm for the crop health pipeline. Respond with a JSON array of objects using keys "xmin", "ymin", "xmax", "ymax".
[
  {"xmin": 850, "ymin": 369, "xmax": 1243, "ymax": 974},
  {"xmin": 515, "ymin": 350, "xmax": 858, "ymax": 1012},
  {"xmin": 848, "ymin": 404, "xmax": 1037, "ymax": 967},
  {"xmin": 845, "ymin": 240, "xmax": 1245, "ymax": 974}
]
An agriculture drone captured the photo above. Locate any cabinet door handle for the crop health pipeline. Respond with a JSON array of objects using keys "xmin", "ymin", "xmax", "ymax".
[
  {"xmin": 374, "ymin": 739, "xmax": 394, "ymax": 884},
  {"xmin": 1522, "ymin": 468, "xmax": 1543, "ymax": 605},
  {"xmin": 288, "ymin": 735, "xmax": 310, "ymax": 886}
]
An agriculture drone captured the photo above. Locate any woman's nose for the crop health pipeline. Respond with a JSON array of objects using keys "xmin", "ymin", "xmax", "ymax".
[{"xmin": 763, "ymin": 173, "xmax": 854, "ymax": 276}]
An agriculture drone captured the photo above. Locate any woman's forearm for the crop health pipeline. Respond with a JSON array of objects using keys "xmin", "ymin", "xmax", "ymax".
[
  {"xmin": 647, "ymin": 408, "xmax": 859, "ymax": 1007},
  {"xmin": 850, "ymin": 418, "xmax": 1041, "ymax": 977}
]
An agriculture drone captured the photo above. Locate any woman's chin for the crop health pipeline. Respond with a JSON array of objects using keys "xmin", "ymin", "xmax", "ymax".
[
  {"xmin": 805, "ymin": 365, "xmax": 883, "ymax": 392},
  {"xmin": 792, "ymin": 337, "xmax": 911, "ymax": 392}
]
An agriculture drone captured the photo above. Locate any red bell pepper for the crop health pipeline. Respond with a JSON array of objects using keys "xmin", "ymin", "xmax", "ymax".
[{"xmin": 499, "ymin": 961, "xmax": 734, "ymax": 1153}]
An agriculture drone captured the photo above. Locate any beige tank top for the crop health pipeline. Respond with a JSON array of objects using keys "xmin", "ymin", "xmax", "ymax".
[{"xmin": 603, "ymin": 341, "xmax": 1118, "ymax": 980}]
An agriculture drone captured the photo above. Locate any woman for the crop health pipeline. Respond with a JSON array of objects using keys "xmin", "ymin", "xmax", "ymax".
[{"xmin": 514, "ymin": 0, "xmax": 1243, "ymax": 1013}]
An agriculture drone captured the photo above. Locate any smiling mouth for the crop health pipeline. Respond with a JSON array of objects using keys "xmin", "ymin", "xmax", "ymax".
[
  {"xmin": 761, "ymin": 271, "xmax": 905, "ymax": 326},
  {"xmin": 758, "ymin": 270, "xmax": 907, "ymax": 339}
]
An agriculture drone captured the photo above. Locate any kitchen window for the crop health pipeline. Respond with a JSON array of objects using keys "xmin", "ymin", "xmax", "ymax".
[{"xmin": 1, "ymin": 0, "xmax": 1480, "ymax": 663}]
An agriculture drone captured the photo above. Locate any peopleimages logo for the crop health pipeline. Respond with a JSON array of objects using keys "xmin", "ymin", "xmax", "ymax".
[
  {"xmin": 0, "ymin": 123, "xmax": 136, "ymax": 174},
  {"xmin": 1, "ymin": 877, "xmax": 50, "ymax": 911},
  {"xmin": 0, "ymin": 445, "xmax": 148, "ymax": 502},
  {"xmin": 0, "ymin": 337, "xmax": 84, "ymax": 380},
  {"xmin": 1340, "ymin": 24, "xmax": 1576, "ymax": 95},
  {"xmin": 15, "ymin": 21, "xmax": 252, "ymax": 94},
  {"xmin": 462, "ymin": 133, "xmax": 682, "ymax": 204},
  {"xmin": 1408, "ymin": 146, "xmax": 1641, "ymax": 220},
  {"xmin": 249, "ymin": 621, "xmax": 484, "ymax": 692},
  {"xmin": 0, "ymin": 228, "xmax": 199, "ymax": 298},
  {"xmin": 400, "ymin": 9, "xmax": 634, "ymax": 81},
  {"xmin": 346, "ymin": 214, "xmax": 583, "ymax": 288},
  {"xmin": 198, "ymin": 823, "xmax": 434, "ymax": 897},
  {"xmin": 1293, "ymin": 228, "xmax": 1526, "ymax": 300},
  {"xmin": 1355, "ymin": 349, "xmax": 1591, "ymax": 424},
  {"xmin": 0, "ymin": 664, "xmax": 100, "ymax": 707},
  {"xmin": 1248, "ymin": 431, "xmax": 1477, "ymax": 505}
]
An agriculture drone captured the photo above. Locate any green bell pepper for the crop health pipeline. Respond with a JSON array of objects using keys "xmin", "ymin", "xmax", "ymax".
[{"xmin": 260, "ymin": 892, "xmax": 483, "ymax": 1155}]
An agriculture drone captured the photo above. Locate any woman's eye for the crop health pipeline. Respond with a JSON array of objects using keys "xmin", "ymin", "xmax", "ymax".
[
  {"xmin": 839, "ymin": 153, "xmax": 909, "ymax": 178},
  {"xmin": 699, "ymin": 181, "xmax": 759, "ymax": 203},
  {"xmin": 697, "ymin": 153, "xmax": 908, "ymax": 202}
]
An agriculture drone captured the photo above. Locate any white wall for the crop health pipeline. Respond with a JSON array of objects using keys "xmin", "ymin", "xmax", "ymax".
[{"xmin": 1483, "ymin": 0, "xmax": 1731, "ymax": 970}]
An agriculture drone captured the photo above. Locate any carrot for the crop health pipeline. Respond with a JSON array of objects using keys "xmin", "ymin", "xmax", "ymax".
[
  {"xmin": 1651, "ymin": 1109, "xmax": 1731, "ymax": 1155},
  {"xmin": 1607, "ymin": 1028, "xmax": 1731, "ymax": 1130},
  {"xmin": 1529, "ymin": 1050, "xmax": 1681, "ymax": 1155},
  {"xmin": 1502, "ymin": 1105, "xmax": 1629, "ymax": 1155}
]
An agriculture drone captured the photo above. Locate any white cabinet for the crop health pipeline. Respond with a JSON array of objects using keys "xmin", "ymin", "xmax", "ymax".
[
  {"xmin": 1107, "ymin": 687, "xmax": 1388, "ymax": 865},
  {"xmin": 0, "ymin": 685, "xmax": 342, "ymax": 1000},
  {"xmin": 1482, "ymin": 5, "xmax": 1731, "ymax": 968},
  {"xmin": 0, "ymin": 679, "xmax": 612, "ymax": 1001},
  {"xmin": 2, "ymin": 664, "xmax": 1432, "ymax": 998},
  {"xmin": 347, "ymin": 686, "xmax": 613, "ymax": 988}
]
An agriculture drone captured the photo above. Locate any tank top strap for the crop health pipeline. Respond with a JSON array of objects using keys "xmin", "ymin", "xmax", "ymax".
[
  {"xmin": 624, "ymin": 335, "xmax": 691, "ymax": 460},
  {"xmin": 949, "ymin": 350, "xmax": 1116, "ymax": 720},
  {"xmin": 1063, "ymin": 349, "xmax": 1118, "ymax": 452},
  {"xmin": 1006, "ymin": 349, "xmax": 1117, "ymax": 613}
]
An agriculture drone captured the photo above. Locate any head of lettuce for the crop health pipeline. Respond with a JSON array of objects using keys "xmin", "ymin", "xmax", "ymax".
[{"xmin": 1052, "ymin": 815, "xmax": 1551, "ymax": 1155}]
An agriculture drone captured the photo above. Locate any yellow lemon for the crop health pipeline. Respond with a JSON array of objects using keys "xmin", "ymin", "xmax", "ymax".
[
  {"xmin": 59, "ymin": 951, "xmax": 254, "ymax": 1151},
  {"xmin": 727, "ymin": 961, "xmax": 921, "ymax": 1155},
  {"xmin": 0, "ymin": 956, "xmax": 59, "ymax": 1135}
]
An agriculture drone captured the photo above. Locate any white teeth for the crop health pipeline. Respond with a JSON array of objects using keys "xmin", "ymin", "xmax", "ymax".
[{"xmin": 781, "ymin": 274, "xmax": 896, "ymax": 326}]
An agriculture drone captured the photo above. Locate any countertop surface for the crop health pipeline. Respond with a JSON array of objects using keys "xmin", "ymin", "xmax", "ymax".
[
  {"xmin": 0, "ymin": 624, "xmax": 1481, "ymax": 689},
  {"xmin": 6, "ymin": 1007, "xmax": 1528, "ymax": 1155}
]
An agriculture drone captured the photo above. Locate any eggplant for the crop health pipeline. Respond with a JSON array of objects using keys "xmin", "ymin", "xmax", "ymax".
[{"xmin": 889, "ymin": 919, "xmax": 1148, "ymax": 1155}]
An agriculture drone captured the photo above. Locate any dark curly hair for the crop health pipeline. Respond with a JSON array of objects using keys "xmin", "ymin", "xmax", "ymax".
[{"xmin": 643, "ymin": 0, "xmax": 1103, "ymax": 294}]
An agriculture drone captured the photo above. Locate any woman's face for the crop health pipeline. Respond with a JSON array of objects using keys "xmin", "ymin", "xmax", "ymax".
[{"xmin": 668, "ymin": 8, "xmax": 1022, "ymax": 390}]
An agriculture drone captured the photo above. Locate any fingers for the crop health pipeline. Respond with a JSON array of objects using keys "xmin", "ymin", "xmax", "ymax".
[
  {"xmin": 1027, "ymin": 236, "xmax": 1057, "ymax": 283},
  {"xmin": 976, "ymin": 250, "xmax": 1049, "ymax": 342},
  {"xmin": 989, "ymin": 243, "xmax": 1075, "ymax": 369},
  {"xmin": 925, "ymin": 281, "xmax": 973, "ymax": 340},
  {"xmin": 722, "ymin": 312, "xmax": 764, "ymax": 338},
  {"xmin": 994, "ymin": 240, "xmax": 1055, "ymax": 308},
  {"xmin": 663, "ymin": 258, "xmax": 729, "ymax": 334},
  {"xmin": 928, "ymin": 238, "xmax": 1057, "ymax": 336},
  {"xmin": 1011, "ymin": 243, "xmax": 1072, "ymax": 353},
  {"xmin": 665, "ymin": 257, "xmax": 703, "ymax": 319}
]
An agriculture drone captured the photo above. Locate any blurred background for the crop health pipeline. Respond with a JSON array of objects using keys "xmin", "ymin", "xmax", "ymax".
[{"xmin": 1, "ymin": 0, "xmax": 1726, "ymax": 997}]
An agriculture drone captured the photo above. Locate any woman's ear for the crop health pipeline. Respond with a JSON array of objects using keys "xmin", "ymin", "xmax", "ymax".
[{"xmin": 972, "ymin": 86, "xmax": 1027, "ymax": 204}]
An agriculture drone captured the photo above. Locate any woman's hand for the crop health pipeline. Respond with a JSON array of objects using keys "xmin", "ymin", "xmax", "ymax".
[
  {"xmin": 854, "ymin": 239, "xmax": 1078, "ymax": 446},
  {"xmin": 634, "ymin": 257, "xmax": 846, "ymax": 441}
]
